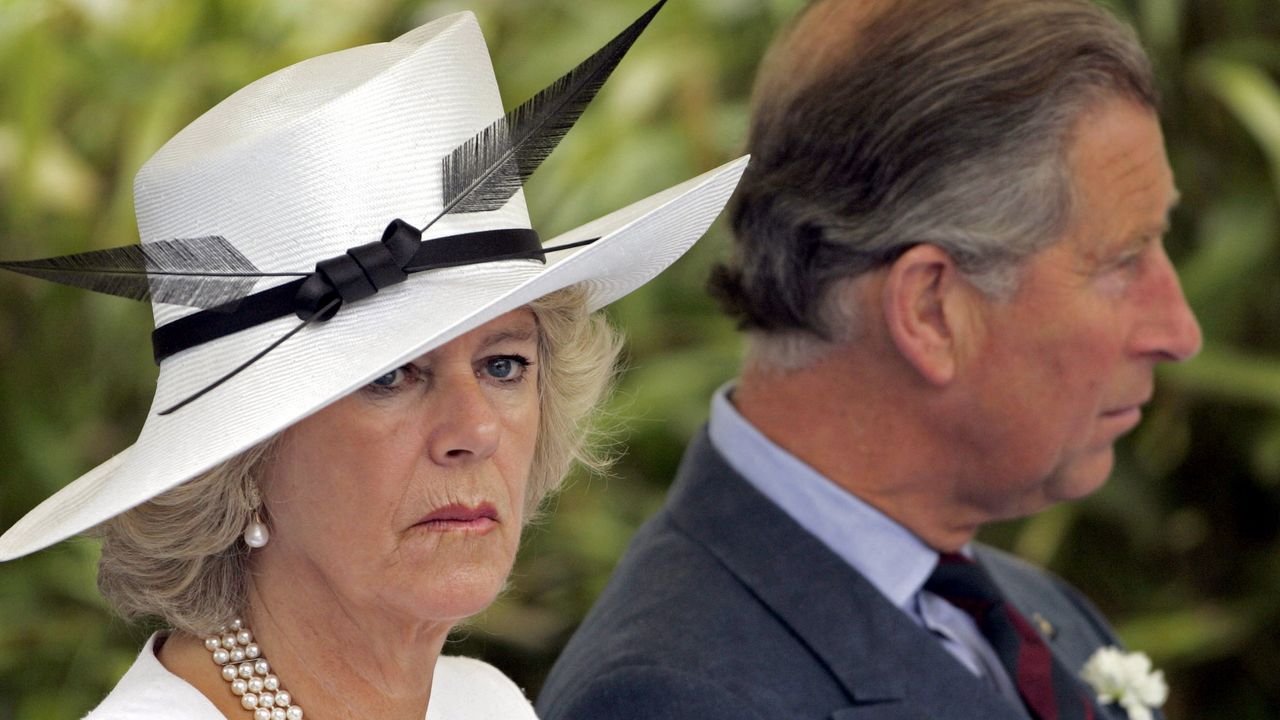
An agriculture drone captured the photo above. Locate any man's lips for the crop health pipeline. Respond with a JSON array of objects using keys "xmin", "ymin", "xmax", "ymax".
[
  {"xmin": 415, "ymin": 503, "xmax": 499, "ymax": 532},
  {"xmin": 1100, "ymin": 403, "xmax": 1145, "ymax": 433},
  {"xmin": 1103, "ymin": 389, "xmax": 1151, "ymax": 420}
]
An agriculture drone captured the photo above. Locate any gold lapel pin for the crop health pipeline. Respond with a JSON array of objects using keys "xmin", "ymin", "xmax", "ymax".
[{"xmin": 1032, "ymin": 612, "xmax": 1057, "ymax": 640}]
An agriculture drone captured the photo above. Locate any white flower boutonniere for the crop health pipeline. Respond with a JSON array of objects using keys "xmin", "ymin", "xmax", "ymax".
[{"xmin": 1080, "ymin": 646, "xmax": 1168, "ymax": 720}]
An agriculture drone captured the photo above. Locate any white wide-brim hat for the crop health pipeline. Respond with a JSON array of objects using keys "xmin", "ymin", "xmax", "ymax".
[{"xmin": 0, "ymin": 8, "xmax": 748, "ymax": 561}]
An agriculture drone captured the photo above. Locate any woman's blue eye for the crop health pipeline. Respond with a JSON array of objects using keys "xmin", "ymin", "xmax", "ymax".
[
  {"xmin": 370, "ymin": 368, "xmax": 405, "ymax": 388},
  {"xmin": 485, "ymin": 356, "xmax": 527, "ymax": 380}
]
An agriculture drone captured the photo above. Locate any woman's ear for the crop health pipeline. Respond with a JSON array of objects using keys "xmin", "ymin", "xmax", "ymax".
[{"xmin": 880, "ymin": 244, "xmax": 975, "ymax": 386}]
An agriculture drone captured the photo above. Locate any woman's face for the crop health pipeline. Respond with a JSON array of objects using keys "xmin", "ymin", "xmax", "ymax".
[{"xmin": 256, "ymin": 308, "xmax": 541, "ymax": 626}]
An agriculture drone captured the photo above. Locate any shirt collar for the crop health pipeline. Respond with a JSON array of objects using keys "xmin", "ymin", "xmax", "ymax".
[{"xmin": 708, "ymin": 383, "xmax": 938, "ymax": 610}]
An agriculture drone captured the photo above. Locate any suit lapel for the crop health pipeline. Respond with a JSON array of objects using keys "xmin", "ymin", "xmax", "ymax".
[
  {"xmin": 976, "ymin": 549, "xmax": 1137, "ymax": 720},
  {"xmin": 665, "ymin": 431, "xmax": 1027, "ymax": 720}
]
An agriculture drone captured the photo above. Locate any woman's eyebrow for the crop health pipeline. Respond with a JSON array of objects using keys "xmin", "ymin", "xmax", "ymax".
[{"xmin": 479, "ymin": 326, "xmax": 537, "ymax": 348}]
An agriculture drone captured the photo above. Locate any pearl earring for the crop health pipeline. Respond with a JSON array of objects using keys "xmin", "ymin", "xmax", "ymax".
[{"xmin": 243, "ymin": 510, "xmax": 270, "ymax": 548}]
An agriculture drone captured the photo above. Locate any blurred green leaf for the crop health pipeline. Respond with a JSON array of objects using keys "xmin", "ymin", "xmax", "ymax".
[
  {"xmin": 1118, "ymin": 604, "xmax": 1251, "ymax": 666},
  {"xmin": 1137, "ymin": 0, "xmax": 1185, "ymax": 55},
  {"xmin": 1162, "ymin": 343, "xmax": 1280, "ymax": 408},
  {"xmin": 1193, "ymin": 56, "xmax": 1280, "ymax": 200}
]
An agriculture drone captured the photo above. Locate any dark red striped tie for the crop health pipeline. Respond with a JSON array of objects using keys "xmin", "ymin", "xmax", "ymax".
[{"xmin": 926, "ymin": 553, "xmax": 1095, "ymax": 720}]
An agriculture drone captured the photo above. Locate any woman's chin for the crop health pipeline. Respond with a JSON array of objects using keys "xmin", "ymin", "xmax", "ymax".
[
  {"xmin": 406, "ymin": 581, "xmax": 506, "ymax": 625},
  {"xmin": 375, "ymin": 560, "xmax": 513, "ymax": 626}
]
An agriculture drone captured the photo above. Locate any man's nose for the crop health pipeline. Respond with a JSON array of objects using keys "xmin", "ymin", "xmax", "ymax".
[{"xmin": 1133, "ymin": 248, "xmax": 1202, "ymax": 362}]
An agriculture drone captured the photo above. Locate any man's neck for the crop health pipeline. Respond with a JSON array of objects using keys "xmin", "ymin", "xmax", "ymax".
[{"xmin": 733, "ymin": 353, "xmax": 982, "ymax": 552}]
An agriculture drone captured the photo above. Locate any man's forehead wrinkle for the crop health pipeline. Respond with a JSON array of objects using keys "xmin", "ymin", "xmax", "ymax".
[
  {"xmin": 1069, "ymin": 115, "xmax": 1171, "ymax": 217},
  {"xmin": 1110, "ymin": 155, "xmax": 1171, "ymax": 227},
  {"xmin": 1096, "ymin": 138, "xmax": 1163, "ymax": 187}
]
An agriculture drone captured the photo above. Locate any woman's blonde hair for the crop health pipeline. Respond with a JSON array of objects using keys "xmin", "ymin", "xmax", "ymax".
[{"xmin": 93, "ymin": 286, "xmax": 622, "ymax": 634}]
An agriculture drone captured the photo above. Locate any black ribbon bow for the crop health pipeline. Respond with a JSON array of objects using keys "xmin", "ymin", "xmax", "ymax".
[
  {"xmin": 152, "ymin": 221, "xmax": 547, "ymax": 365},
  {"xmin": 148, "ymin": 220, "xmax": 555, "ymax": 415},
  {"xmin": 294, "ymin": 219, "xmax": 422, "ymax": 322}
]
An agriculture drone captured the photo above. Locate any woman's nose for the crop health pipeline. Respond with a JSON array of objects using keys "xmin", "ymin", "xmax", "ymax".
[{"xmin": 425, "ymin": 376, "xmax": 501, "ymax": 466}]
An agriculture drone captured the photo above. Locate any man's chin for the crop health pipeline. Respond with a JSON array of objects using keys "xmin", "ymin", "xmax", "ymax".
[
  {"xmin": 994, "ymin": 450, "xmax": 1116, "ymax": 521},
  {"xmin": 1048, "ymin": 448, "xmax": 1116, "ymax": 503}
]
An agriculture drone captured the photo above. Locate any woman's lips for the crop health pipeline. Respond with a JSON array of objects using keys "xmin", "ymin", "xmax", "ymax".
[{"xmin": 416, "ymin": 503, "xmax": 499, "ymax": 533}]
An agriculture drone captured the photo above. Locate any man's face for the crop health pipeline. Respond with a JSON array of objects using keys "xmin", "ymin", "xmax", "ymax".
[{"xmin": 953, "ymin": 96, "xmax": 1201, "ymax": 521}]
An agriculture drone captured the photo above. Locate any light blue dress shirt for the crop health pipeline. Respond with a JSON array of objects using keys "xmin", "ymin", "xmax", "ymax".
[{"xmin": 708, "ymin": 384, "xmax": 1029, "ymax": 717}]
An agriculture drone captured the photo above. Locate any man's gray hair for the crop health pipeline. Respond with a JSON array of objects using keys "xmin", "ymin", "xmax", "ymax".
[{"xmin": 711, "ymin": 0, "xmax": 1158, "ymax": 369}]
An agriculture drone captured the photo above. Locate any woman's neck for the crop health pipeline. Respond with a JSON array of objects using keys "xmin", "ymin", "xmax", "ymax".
[
  {"xmin": 158, "ymin": 593, "xmax": 451, "ymax": 720},
  {"xmin": 245, "ymin": 577, "xmax": 451, "ymax": 720}
]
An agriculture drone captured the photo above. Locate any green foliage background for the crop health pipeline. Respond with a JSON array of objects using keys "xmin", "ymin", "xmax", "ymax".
[{"xmin": 0, "ymin": 0, "xmax": 1277, "ymax": 717}]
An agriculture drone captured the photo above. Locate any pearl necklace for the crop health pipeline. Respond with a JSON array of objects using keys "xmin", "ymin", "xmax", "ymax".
[{"xmin": 204, "ymin": 619, "xmax": 304, "ymax": 720}]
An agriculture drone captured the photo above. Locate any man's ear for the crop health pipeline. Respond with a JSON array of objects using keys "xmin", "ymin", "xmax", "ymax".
[{"xmin": 880, "ymin": 244, "xmax": 974, "ymax": 386}]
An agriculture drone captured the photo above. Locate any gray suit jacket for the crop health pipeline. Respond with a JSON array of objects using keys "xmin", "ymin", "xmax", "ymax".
[{"xmin": 538, "ymin": 430, "xmax": 1155, "ymax": 720}]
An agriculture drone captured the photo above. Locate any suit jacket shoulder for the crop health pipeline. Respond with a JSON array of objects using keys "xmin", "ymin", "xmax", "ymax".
[{"xmin": 538, "ymin": 430, "xmax": 1142, "ymax": 720}]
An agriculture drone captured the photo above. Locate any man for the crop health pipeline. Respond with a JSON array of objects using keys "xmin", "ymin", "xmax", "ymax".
[{"xmin": 538, "ymin": 0, "xmax": 1200, "ymax": 718}]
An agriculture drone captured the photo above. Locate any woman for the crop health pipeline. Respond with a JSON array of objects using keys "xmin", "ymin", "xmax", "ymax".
[{"xmin": 0, "ymin": 4, "xmax": 747, "ymax": 718}]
